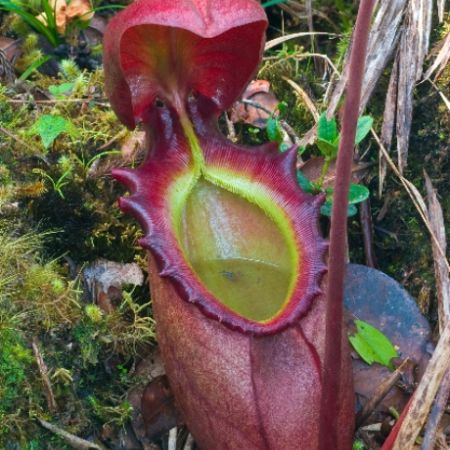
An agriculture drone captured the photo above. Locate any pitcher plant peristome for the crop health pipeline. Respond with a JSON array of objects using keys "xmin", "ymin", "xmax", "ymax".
[{"xmin": 104, "ymin": 0, "xmax": 355, "ymax": 448}]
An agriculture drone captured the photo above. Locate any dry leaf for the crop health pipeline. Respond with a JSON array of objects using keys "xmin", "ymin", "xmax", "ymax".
[
  {"xmin": 36, "ymin": 0, "xmax": 93, "ymax": 34},
  {"xmin": 300, "ymin": 156, "xmax": 370, "ymax": 189},
  {"xmin": 229, "ymin": 79, "xmax": 279, "ymax": 127},
  {"xmin": 66, "ymin": 0, "xmax": 94, "ymax": 22},
  {"xmin": 83, "ymin": 259, "xmax": 144, "ymax": 312},
  {"xmin": 36, "ymin": 0, "xmax": 67, "ymax": 34}
]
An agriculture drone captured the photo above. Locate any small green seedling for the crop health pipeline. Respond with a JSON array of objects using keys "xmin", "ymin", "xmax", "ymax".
[
  {"xmin": 31, "ymin": 114, "xmax": 76, "ymax": 150},
  {"xmin": 349, "ymin": 319, "xmax": 398, "ymax": 370},
  {"xmin": 48, "ymin": 82, "xmax": 74, "ymax": 97},
  {"xmin": 266, "ymin": 101, "xmax": 290, "ymax": 151},
  {"xmin": 312, "ymin": 113, "xmax": 373, "ymax": 217}
]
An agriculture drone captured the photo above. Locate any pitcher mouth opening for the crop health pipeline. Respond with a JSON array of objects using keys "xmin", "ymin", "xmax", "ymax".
[{"xmin": 172, "ymin": 176, "xmax": 297, "ymax": 323}]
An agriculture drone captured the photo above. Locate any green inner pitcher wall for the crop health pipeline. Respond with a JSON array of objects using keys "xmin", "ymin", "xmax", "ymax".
[{"xmin": 178, "ymin": 179, "xmax": 295, "ymax": 322}]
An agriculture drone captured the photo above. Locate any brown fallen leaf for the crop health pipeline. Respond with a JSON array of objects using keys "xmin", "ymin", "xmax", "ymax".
[
  {"xmin": 83, "ymin": 259, "xmax": 144, "ymax": 313},
  {"xmin": 36, "ymin": 0, "xmax": 67, "ymax": 34},
  {"xmin": 229, "ymin": 79, "xmax": 279, "ymax": 127},
  {"xmin": 127, "ymin": 350, "xmax": 176, "ymax": 446},
  {"xmin": 66, "ymin": 0, "xmax": 94, "ymax": 22},
  {"xmin": 299, "ymin": 156, "xmax": 370, "ymax": 189},
  {"xmin": 36, "ymin": 0, "xmax": 93, "ymax": 34},
  {"xmin": 141, "ymin": 376, "xmax": 179, "ymax": 440}
]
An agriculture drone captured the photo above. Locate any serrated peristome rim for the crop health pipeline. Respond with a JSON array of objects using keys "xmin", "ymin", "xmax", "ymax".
[{"xmin": 112, "ymin": 107, "xmax": 327, "ymax": 336}]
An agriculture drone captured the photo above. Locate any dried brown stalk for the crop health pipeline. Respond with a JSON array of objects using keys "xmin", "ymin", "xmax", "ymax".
[
  {"xmin": 425, "ymin": 172, "xmax": 450, "ymax": 331},
  {"xmin": 390, "ymin": 322, "xmax": 450, "ymax": 450},
  {"xmin": 420, "ymin": 370, "xmax": 450, "ymax": 450},
  {"xmin": 417, "ymin": 172, "xmax": 450, "ymax": 450},
  {"xmin": 379, "ymin": 53, "xmax": 399, "ymax": 196},
  {"xmin": 32, "ymin": 337, "xmax": 57, "ymax": 414}
]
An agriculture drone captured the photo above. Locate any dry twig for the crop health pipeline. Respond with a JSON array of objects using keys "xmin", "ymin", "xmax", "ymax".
[
  {"xmin": 37, "ymin": 418, "xmax": 104, "ymax": 450},
  {"xmin": 356, "ymin": 358, "xmax": 410, "ymax": 427}
]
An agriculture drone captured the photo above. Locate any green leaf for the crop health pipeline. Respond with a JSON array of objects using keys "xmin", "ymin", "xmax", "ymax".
[
  {"xmin": 32, "ymin": 115, "xmax": 72, "ymax": 149},
  {"xmin": 49, "ymin": 82, "xmax": 74, "ymax": 97},
  {"xmin": 320, "ymin": 201, "xmax": 357, "ymax": 217},
  {"xmin": 0, "ymin": 1, "xmax": 60, "ymax": 46},
  {"xmin": 355, "ymin": 116, "xmax": 373, "ymax": 145},
  {"xmin": 316, "ymin": 138, "xmax": 338, "ymax": 159},
  {"xmin": 349, "ymin": 319, "xmax": 398, "ymax": 369},
  {"xmin": 266, "ymin": 117, "xmax": 284, "ymax": 144},
  {"xmin": 277, "ymin": 101, "xmax": 288, "ymax": 117},
  {"xmin": 348, "ymin": 184, "xmax": 370, "ymax": 204},
  {"xmin": 18, "ymin": 55, "xmax": 51, "ymax": 81},
  {"xmin": 317, "ymin": 112, "xmax": 338, "ymax": 143},
  {"xmin": 296, "ymin": 170, "xmax": 315, "ymax": 193}
]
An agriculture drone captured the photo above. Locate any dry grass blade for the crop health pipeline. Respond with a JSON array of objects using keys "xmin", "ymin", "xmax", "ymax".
[
  {"xmin": 424, "ymin": 172, "xmax": 450, "ymax": 332},
  {"xmin": 391, "ymin": 322, "xmax": 450, "ymax": 450},
  {"xmin": 264, "ymin": 32, "xmax": 334, "ymax": 51},
  {"xmin": 283, "ymin": 77, "xmax": 319, "ymax": 121},
  {"xmin": 396, "ymin": 0, "xmax": 432, "ymax": 173},
  {"xmin": 423, "ymin": 32, "xmax": 450, "ymax": 81}
]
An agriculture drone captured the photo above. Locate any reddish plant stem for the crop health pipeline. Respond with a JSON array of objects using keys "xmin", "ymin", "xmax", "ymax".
[{"xmin": 318, "ymin": 1, "xmax": 376, "ymax": 448}]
